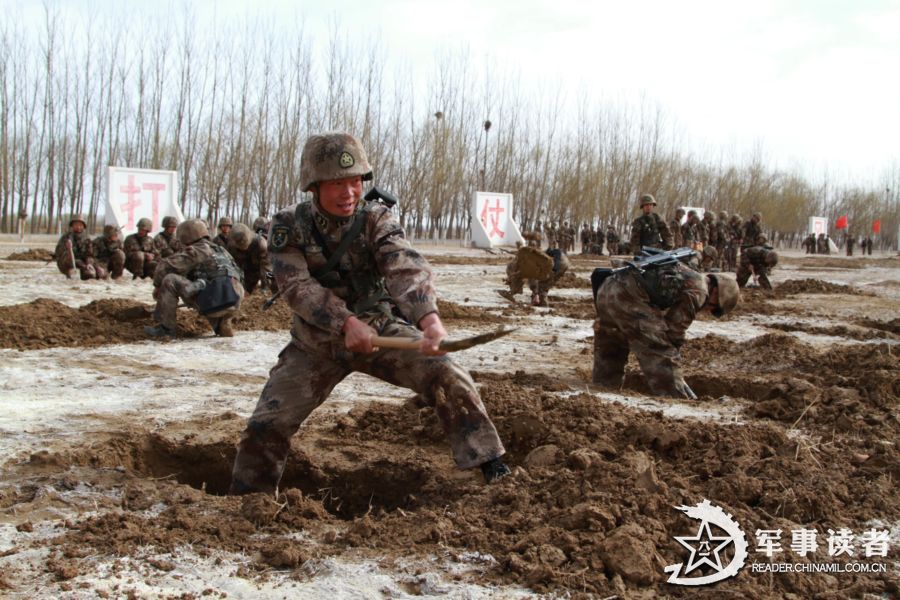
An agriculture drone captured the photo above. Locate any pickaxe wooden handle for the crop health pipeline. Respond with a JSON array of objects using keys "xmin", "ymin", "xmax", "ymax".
[{"xmin": 371, "ymin": 327, "xmax": 516, "ymax": 353}]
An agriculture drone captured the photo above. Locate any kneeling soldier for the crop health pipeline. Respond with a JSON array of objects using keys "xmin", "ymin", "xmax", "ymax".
[{"xmin": 145, "ymin": 219, "xmax": 245, "ymax": 338}]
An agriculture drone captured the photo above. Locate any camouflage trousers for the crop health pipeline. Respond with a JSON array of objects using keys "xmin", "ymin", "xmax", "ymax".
[
  {"xmin": 593, "ymin": 273, "xmax": 690, "ymax": 398},
  {"xmin": 154, "ymin": 273, "xmax": 244, "ymax": 331},
  {"xmin": 56, "ymin": 256, "xmax": 102, "ymax": 280},
  {"xmin": 229, "ymin": 319, "xmax": 506, "ymax": 495},
  {"xmin": 96, "ymin": 251, "xmax": 126, "ymax": 280},
  {"xmin": 125, "ymin": 251, "xmax": 158, "ymax": 279},
  {"xmin": 736, "ymin": 261, "xmax": 771, "ymax": 290}
]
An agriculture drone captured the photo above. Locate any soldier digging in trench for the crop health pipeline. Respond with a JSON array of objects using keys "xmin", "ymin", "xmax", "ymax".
[{"xmin": 229, "ymin": 132, "xmax": 510, "ymax": 495}]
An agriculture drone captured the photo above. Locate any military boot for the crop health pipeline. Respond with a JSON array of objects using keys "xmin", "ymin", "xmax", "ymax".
[
  {"xmin": 215, "ymin": 316, "xmax": 234, "ymax": 337},
  {"xmin": 144, "ymin": 324, "xmax": 176, "ymax": 338},
  {"xmin": 497, "ymin": 289, "xmax": 516, "ymax": 302},
  {"xmin": 480, "ymin": 457, "xmax": 511, "ymax": 484}
]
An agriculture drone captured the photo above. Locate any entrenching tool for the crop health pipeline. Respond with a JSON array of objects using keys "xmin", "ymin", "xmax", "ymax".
[{"xmin": 370, "ymin": 327, "xmax": 517, "ymax": 353}]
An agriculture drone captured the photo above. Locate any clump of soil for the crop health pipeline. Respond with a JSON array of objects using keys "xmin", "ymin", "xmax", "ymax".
[
  {"xmin": 27, "ymin": 380, "xmax": 898, "ymax": 598},
  {"xmin": 436, "ymin": 299, "xmax": 505, "ymax": 324},
  {"xmin": 857, "ymin": 317, "xmax": 900, "ymax": 335},
  {"xmin": 554, "ymin": 272, "xmax": 592, "ymax": 289},
  {"xmin": 775, "ymin": 278, "xmax": 871, "ymax": 296},
  {"xmin": 766, "ymin": 321, "xmax": 897, "ymax": 340},
  {"xmin": 5, "ymin": 248, "xmax": 54, "ymax": 261},
  {"xmin": 0, "ymin": 294, "xmax": 294, "ymax": 350}
]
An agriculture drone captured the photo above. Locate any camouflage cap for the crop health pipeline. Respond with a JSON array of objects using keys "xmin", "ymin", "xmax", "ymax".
[
  {"xmin": 639, "ymin": 194, "xmax": 656, "ymax": 207},
  {"xmin": 162, "ymin": 216, "xmax": 178, "ymax": 228},
  {"xmin": 69, "ymin": 213, "xmax": 87, "ymax": 227},
  {"xmin": 136, "ymin": 217, "xmax": 152, "ymax": 231},
  {"xmin": 229, "ymin": 223, "xmax": 253, "ymax": 251},
  {"xmin": 300, "ymin": 132, "xmax": 373, "ymax": 192},
  {"xmin": 252, "ymin": 217, "xmax": 268, "ymax": 231},
  {"xmin": 177, "ymin": 219, "xmax": 210, "ymax": 246},
  {"xmin": 218, "ymin": 217, "xmax": 234, "ymax": 228},
  {"xmin": 708, "ymin": 274, "xmax": 740, "ymax": 317}
]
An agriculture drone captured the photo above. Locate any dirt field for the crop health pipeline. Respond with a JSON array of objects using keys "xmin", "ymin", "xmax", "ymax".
[{"xmin": 0, "ymin": 247, "xmax": 897, "ymax": 599}]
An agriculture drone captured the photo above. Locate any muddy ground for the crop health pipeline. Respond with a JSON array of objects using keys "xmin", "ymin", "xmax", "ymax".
[{"xmin": 0, "ymin": 248, "xmax": 898, "ymax": 599}]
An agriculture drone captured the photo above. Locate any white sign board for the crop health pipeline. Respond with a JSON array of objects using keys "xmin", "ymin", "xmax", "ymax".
[
  {"xmin": 809, "ymin": 216, "xmax": 828, "ymax": 235},
  {"xmin": 471, "ymin": 191, "xmax": 523, "ymax": 248},
  {"xmin": 106, "ymin": 167, "xmax": 183, "ymax": 235}
]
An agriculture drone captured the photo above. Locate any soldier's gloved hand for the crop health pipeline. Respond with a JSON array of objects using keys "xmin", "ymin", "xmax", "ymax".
[
  {"xmin": 342, "ymin": 315, "xmax": 378, "ymax": 354},
  {"xmin": 418, "ymin": 312, "xmax": 448, "ymax": 356}
]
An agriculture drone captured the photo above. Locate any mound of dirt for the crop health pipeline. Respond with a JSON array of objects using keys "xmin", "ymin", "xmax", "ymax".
[
  {"xmin": 0, "ymin": 294, "xmax": 294, "ymax": 350},
  {"xmin": 5, "ymin": 248, "xmax": 54, "ymax": 261},
  {"xmin": 775, "ymin": 278, "xmax": 870, "ymax": 296},
  {"xmin": 766, "ymin": 321, "xmax": 897, "ymax": 340},
  {"xmin": 26, "ymin": 382, "xmax": 897, "ymax": 598},
  {"xmin": 436, "ymin": 299, "xmax": 505, "ymax": 324},
  {"xmin": 553, "ymin": 272, "xmax": 592, "ymax": 289},
  {"xmin": 857, "ymin": 317, "xmax": 900, "ymax": 335}
]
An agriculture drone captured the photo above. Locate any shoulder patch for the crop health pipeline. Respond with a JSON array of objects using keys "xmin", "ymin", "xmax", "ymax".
[{"xmin": 270, "ymin": 224, "xmax": 290, "ymax": 251}]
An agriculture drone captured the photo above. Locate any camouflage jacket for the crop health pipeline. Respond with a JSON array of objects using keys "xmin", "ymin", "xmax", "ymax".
[
  {"xmin": 124, "ymin": 233, "xmax": 155, "ymax": 256},
  {"xmin": 227, "ymin": 235, "xmax": 271, "ymax": 278},
  {"xmin": 704, "ymin": 217, "xmax": 718, "ymax": 245},
  {"xmin": 669, "ymin": 218, "xmax": 683, "ymax": 247},
  {"xmin": 715, "ymin": 220, "xmax": 729, "ymax": 246},
  {"xmin": 55, "ymin": 231, "xmax": 93, "ymax": 261},
  {"xmin": 92, "ymin": 236, "xmax": 124, "ymax": 261},
  {"xmin": 727, "ymin": 221, "xmax": 743, "ymax": 245},
  {"xmin": 268, "ymin": 199, "xmax": 438, "ymax": 339},
  {"xmin": 212, "ymin": 233, "xmax": 230, "ymax": 248},
  {"xmin": 606, "ymin": 228, "xmax": 619, "ymax": 243},
  {"xmin": 741, "ymin": 245, "xmax": 774, "ymax": 271},
  {"xmin": 153, "ymin": 231, "xmax": 183, "ymax": 258},
  {"xmin": 599, "ymin": 261, "xmax": 708, "ymax": 349},
  {"xmin": 153, "ymin": 239, "xmax": 240, "ymax": 288},
  {"xmin": 630, "ymin": 213, "xmax": 672, "ymax": 250},
  {"xmin": 742, "ymin": 220, "xmax": 762, "ymax": 246}
]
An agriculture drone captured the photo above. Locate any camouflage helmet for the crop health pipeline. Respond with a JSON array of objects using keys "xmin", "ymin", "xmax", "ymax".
[
  {"xmin": 69, "ymin": 213, "xmax": 87, "ymax": 228},
  {"xmin": 756, "ymin": 235, "xmax": 767, "ymax": 244},
  {"xmin": 300, "ymin": 132, "xmax": 373, "ymax": 192},
  {"xmin": 176, "ymin": 219, "xmax": 210, "ymax": 246},
  {"xmin": 639, "ymin": 193, "xmax": 656, "ymax": 207},
  {"xmin": 675, "ymin": 207, "xmax": 685, "ymax": 216},
  {"xmin": 229, "ymin": 223, "xmax": 253, "ymax": 251},
  {"xmin": 103, "ymin": 224, "xmax": 119, "ymax": 238},
  {"xmin": 708, "ymin": 274, "xmax": 740, "ymax": 318},
  {"xmin": 136, "ymin": 217, "xmax": 152, "ymax": 231},
  {"xmin": 217, "ymin": 217, "xmax": 234, "ymax": 228},
  {"xmin": 764, "ymin": 249, "xmax": 779, "ymax": 268},
  {"xmin": 252, "ymin": 217, "xmax": 268, "ymax": 231},
  {"xmin": 718, "ymin": 211, "xmax": 728, "ymax": 220},
  {"xmin": 161, "ymin": 216, "xmax": 178, "ymax": 228},
  {"xmin": 752, "ymin": 212, "xmax": 762, "ymax": 221}
]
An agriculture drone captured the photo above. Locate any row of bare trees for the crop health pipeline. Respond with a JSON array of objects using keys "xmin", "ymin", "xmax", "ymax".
[{"xmin": 1, "ymin": 7, "xmax": 898, "ymax": 247}]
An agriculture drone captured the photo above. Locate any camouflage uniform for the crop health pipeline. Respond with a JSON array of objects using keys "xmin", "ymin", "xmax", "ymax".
[
  {"xmin": 227, "ymin": 233, "xmax": 272, "ymax": 295},
  {"xmin": 630, "ymin": 213, "xmax": 672, "ymax": 252},
  {"xmin": 816, "ymin": 233, "xmax": 829, "ymax": 255},
  {"xmin": 229, "ymin": 198, "xmax": 505, "ymax": 495},
  {"xmin": 565, "ymin": 223, "xmax": 576, "ymax": 252},
  {"xmin": 736, "ymin": 244, "xmax": 777, "ymax": 290},
  {"xmin": 124, "ymin": 232, "xmax": 158, "ymax": 278},
  {"xmin": 92, "ymin": 227, "xmax": 126, "ymax": 279},
  {"xmin": 504, "ymin": 247, "xmax": 570, "ymax": 306},
  {"xmin": 151, "ymin": 237, "xmax": 245, "ymax": 332},
  {"xmin": 580, "ymin": 224, "xmax": 592, "ymax": 254},
  {"xmin": 669, "ymin": 213, "xmax": 684, "ymax": 248},
  {"xmin": 715, "ymin": 215, "xmax": 728, "ymax": 268},
  {"xmin": 803, "ymin": 234, "xmax": 816, "ymax": 254},
  {"xmin": 703, "ymin": 213, "xmax": 718, "ymax": 253},
  {"xmin": 593, "ymin": 262, "xmax": 707, "ymax": 398},
  {"xmin": 725, "ymin": 216, "xmax": 743, "ymax": 271},
  {"xmin": 845, "ymin": 235, "xmax": 855, "ymax": 256},
  {"xmin": 606, "ymin": 227, "xmax": 620, "ymax": 255},
  {"xmin": 54, "ymin": 231, "xmax": 99, "ymax": 280},
  {"xmin": 591, "ymin": 225, "xmax": 605, "ymax": 255},
  {"xmin": 153, "ymin": 230, "xmax": 183, "ymax": 258},
  {"xmin": 742, "ymin": 217, "xmax": 762, "ymax": 249}
]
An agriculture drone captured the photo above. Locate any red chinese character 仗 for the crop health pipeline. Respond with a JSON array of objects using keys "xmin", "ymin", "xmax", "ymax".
[{"xmin": 480, "ymin": 198, "xmax": 506, "ymax": 238}]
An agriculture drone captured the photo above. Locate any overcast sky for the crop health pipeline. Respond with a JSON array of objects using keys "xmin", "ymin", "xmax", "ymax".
[{"xmin": 35, "ymin": 0, "xmax": 900, "ymax": 182}]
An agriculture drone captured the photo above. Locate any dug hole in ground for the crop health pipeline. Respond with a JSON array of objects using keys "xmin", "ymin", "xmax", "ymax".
[{"xmin": 0, "ymin": 237, "xmax": 898, "ymax": 599}]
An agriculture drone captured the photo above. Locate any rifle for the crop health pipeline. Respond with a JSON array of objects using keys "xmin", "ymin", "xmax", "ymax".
[{"xmin": 590, "ymin": 246, "xmax": 697, "ymax": 298}]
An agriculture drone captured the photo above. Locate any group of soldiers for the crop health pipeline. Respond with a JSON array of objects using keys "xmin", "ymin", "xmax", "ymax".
[
  {"xmin": 802, "ymin": 233, "xmax": 875, "ymax": 257},
  {"xmin": 54, "ymin": 212, "xmax": 275, "ymax": 337}
]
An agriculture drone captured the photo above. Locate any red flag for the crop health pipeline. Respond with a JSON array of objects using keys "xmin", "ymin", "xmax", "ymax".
[
  {"xmin": 873, "ymin": 220, "xmax": 881, "ymax": 234},
  {"xmin": 835, "ymin": 215, "xmax": 848, "ymax": 229}
]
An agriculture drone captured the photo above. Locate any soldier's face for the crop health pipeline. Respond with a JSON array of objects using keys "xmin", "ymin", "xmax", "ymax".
[
  {"xmin": 220, "ymin": 225, "xmax": 232, "ymax": 236},
  {"xmin": 318, "ymin": 176, "xmax": 363, "ymax": 218},
  {"xmin": 642, "ymin": 204, "xmax": 653, "ymax": 215},
  {"xmin": 165, "ymin": 226, "xmax": 176, "ymax": 235},
  {"xmin": 138, "ymin": 228, "xmax": 149, "ymax": 237},
  {"xmin": 71, "ymin": 222, "xmax": 85, "ymax": 233}
]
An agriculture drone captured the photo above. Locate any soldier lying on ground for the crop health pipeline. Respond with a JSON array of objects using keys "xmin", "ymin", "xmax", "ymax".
[
  {"xmin": 144, "ymin": 219, "xmax": 245, "ymax": 338},
  {"xmin": 54, "ymin": 213, "xmax": 100, "ymax": 280},
  {"xmin": 229, "ymin": 132, "xmax": 509, "ymax": 495},
  {"xmin": 593, "ymin": 251, "xmax": 740, "ymax": 399}
]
